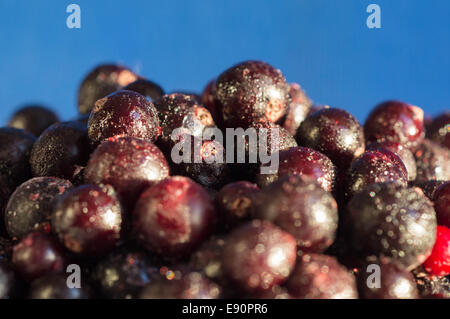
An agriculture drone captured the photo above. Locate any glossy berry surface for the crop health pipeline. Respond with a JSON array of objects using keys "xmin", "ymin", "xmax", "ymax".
[
  {"xmin": 357, "ymin": 261, "xmax": 418, "ymax": 299},
  {"xmin": 413, "ymin": 139, "xmax": 450, "ymax": 182},
  {"xmin": 254, "ymin": 176, "xmax": 338, "ymax": 253},
  {"xmin": 78, "ymin": 64, "xmax": 139, "ymax": 114},
  {"xmin": 296, "ymin": 108, "xmax": 365, "ymax": 169},
  {"xmin": 133, "ymin": 176, "xmax": 216, "ymax": 259},
  {"xmin": 8, "ymin": 105, "xmax": 59, "ymax": 136},
  {"xmin": 5, "ymin": 177, "xmax": 72, "ymax": 239},
  {"xmin": 343, "ymin": 149, "xmax": 408, "ymax": 200},
  {"xmin": 215, "ymin": 181, "xmax": 259, "ymax": 230},
  {"xmin": 423, "ymin": 226, "xmax": 450, "ymax": 277},
  {"xmin": 282, "ymin": 83, "xmax": 312, "ymax": 136},
  {"xmin": 286, "ymin": 254, "xmax": 358, "ymax": 299},
  {"xmin": 426, "ymin": 112, "xmax": 450, "ymax": 149},
  {"xmin": 367, "ymin": 141, "xmax": 417, "ymax": 181},
  {"xmin": 12, "ymin": 232, "xmax": 66, "ymax": 281},
  {"xmin": 344, "ymin": 183, "xmax": 437, "ymax": 270},
  {"xmin": 87, "ymin": 90, "xmax": 160, "ymax": 146},
  {"xmin": 364, "ymin": 100, "xmax": 425, "ymax": 149},
  {"xmin": 433, "ymin": 182, "xmax": 450, "ymax": 228},
  {"xmin": 52, "ymin": 184, "xmax": 123, "ymax": 255},
  {"xmin": 256, "ymin": 146, "xmax": 336, "ymax": 192},
  {"xmin": 84, "ymin": 137, "xmax": 169, "ymax": 208},
  {"xmin": 0, "ymin": 261, "xmax": 16, "ymax": 299},
  {"xmin": 222, "ymin": 220, "xmax": 297, "ymax": 293},
  {"xmin": 30, "ymin": 121, "xmax": 90, "ymax": 179},
  {"xmin": 122, "ymin": 79, "xmax": 164, "ymax": 102},
  {"xmin": 214, "ymin": 61, "xmax": 290, "ymax": 127},
  {"xmin": 29, "ymin": 274, "xmax": 91, "ymax": 299}
]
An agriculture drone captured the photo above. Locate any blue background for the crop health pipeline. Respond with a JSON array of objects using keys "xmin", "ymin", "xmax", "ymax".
[{"xmin": 0, "ymin": 0, "xmax": 449, "ymax": 125}]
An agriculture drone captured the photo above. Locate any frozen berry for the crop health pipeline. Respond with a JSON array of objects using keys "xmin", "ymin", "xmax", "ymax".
[
  {"xmin": 87, "ymin": 90, "xmax": 160, "ymax": 146},
  {"xmin": 5, "ymin": 177, "xmax": 72, "ymax": 239},
  {"xmin": 215, "ymin": 181, "xmax": 259, "ymax": 230},
  {"xmin": 189, "ymin": 236, "xmax": 227, "ymax": 285},
  {"xmin": 344, "ymin": 183, "xmax": 437, "ymax": 270},
  {"xmin": 133, "ymin": 176, "xmax": 216, "ymax": 259},
  {"xmin": 434, "ymin": 182, "xmax": 450, "ymax": 228},
  {"xmin": 426, "ymin": 112, "xmax": 449, "ymax": 149},
  {"xmin": 78, "ymin": 64, "xmax": 138, "ymax": 114},
  {"xmin": 285, "ymin": 254, "xmax": 358, "ymax": 299},
  {"xmin": 254, "ymin": 175, "xmax": 338, "ymax": 253},
  {"xmin": 12, "ymin": 232, "xmax": 66, "ymax": 281},
  {"xmin": 414, "ymin": 180, "xmax": 447, "ymax": 201},
  {"xmin": 222, "ymin": 220, "xmax": 297, "ymax": 293},
  {"xmin": 413, "ymin": 267, "xmax": 450, "ymax": 298},
  {"xmin": 0, "ymin": 261, "xmax": 16, "ymax": 299},
  {"xmin": 30, "ymin": 121, "xmax": 90, "ymax": 179},
  {"xmin": 364, "ymin": 101, "xmax": 425, "ymax": 149},
  {"xmin": 367, "ymin": 141, "xmax": 417, "ymax": 181},
  {"xmin": 214, "ymin": 61, "xmax": 290, "ymax": 127},
  {"xmin": 29, "ymin": 274, "xmax": 91, "ymax": 299},
  {"xmin": 8, "ymin": 105, "xmax": 59, "ymax": 136},
  {"xmin": 122, "ymin": 79, "xmax": 164, "ymax": 101},
  {"xmin": 343, "ymin": 149, "xmax": 408, "ymax": 200},
  {"xmin": 282, "ymin": 83, "xmax": 312, "ymax": 136},
  {"xmin": 413, "ymin": 139, "xmax": 450, "ymax": 183},
  {"xmin": 84, "ymin": 137, "xmax": 169, "ymax": 208},
  {"xmin": 201, "ymin": 79, "xmax": 220, "ymax": 124},
  {"xmin": 423, "ymin": 226, "xmax": 450, "ymax": 277},
  {"xmin": 256, "ymin": 146, "xmax": 336, "ymax": 192},
  {"xmin": 296, "ymin": 108, "xmax": 365, "ymax": 169}
]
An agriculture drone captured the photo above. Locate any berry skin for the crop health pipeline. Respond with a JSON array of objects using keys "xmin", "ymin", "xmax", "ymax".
[
  {"xmin": 343, "ymin": 149, "xmax": 408, "ymax": 200},
  {"xmin": 222, "ymin": 220, "xmax": 297, "ymax": 293},
  {"xmin": 5, "ymin": 177, "xmax": 72, "ymax": 239},
  {"xmin": 434, "ymin": 182, "xmax": 450, "ymax": 228},
  {"xmin": 133, "ymin": 176, "xmax": 216, "ymax": 259},
  {"xmin": 296, "ymin": 108, "xmax": 365, "ymax": 169},
  {"xmin": 215, "ymin": 181, "xmax": 259, "ymax": 230},
  {"xmin": 12, "ymin": 232, "xmax": 66, "ymax": 281},
  {"xmin": 52, "ymin": 184, "xmax": 123, "ymax": 256},
  {"xmin": 414, "ymin": 180, "xmax": 447, "ymax": 200},
  {"xmin": 254, "ymin": 175, "xmax": 338, "ymax": 253},
  {"xmin": 256, "ymin": 146, "xmax": 336, "ymax": 192},
  {"xmin": 413, "ymin": 139, "xmax": 450, "ymax": 183},
  {"xmin": 282, "ymin": 83, "xmax": 312, "ymax": 136},
  {"xmin": 8, "ymin": 105, "xmax": 59, "ymax": 136},
  {"xmin": 78, "ymin": 64, "xmax": 139, "ymax": 114},
  {"xmin": 30, "ymin": 121, "xmax": 90, "ymax": 179},
  {"xmin": 122, "ymin": 79, "xmax": 164, "ymax": 102},
  {"xmin": 423, "ymin": 226, "xmax": 450, "ymax": 277},
  {"xmin": 29, "ymin": 274, "xmax": 91, "ymax": 299},
  {"xmin": 201, "ymin": 79, "xmax": 220, "ymax": 125},
  {"xmin": 0, "ymin": 261, "xmax": 16, "ymax": 299},
  {"xmin": 214, "ymin": 61, "xmax": 290, "ymax": 127},
  {"xmin": 285, "ymin": 254, "xmax": 358, "ymax": 299},
  {"xmin": 426, "ymin": 112, "xmax": 450, "ymax": 149},
  {"xmin": 367, "ymin": 141, "xmax": 417, "ymax": 181},
  {"xmin": 357, "ymin": 260, "xmax": 418, "ymax": 299},
  {"xmin": 84, "ymin": 137, "xmax": 169, "ymax": 208},
  {"xmin": 364, "ymin": 100, "xmax": 425, "ymax": 149},
  {"xmin": 344, "ymin": 183, "xmax": 437, "ymax": 270},
  {"xmin": 87, "ymin": 90, "xmax": 160, "ymax": 146}
]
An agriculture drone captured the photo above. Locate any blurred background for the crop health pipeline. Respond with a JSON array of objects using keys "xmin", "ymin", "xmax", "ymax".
[{"xmin": 0, "ymin": 0, "xmax": 449, "ymax": 124}]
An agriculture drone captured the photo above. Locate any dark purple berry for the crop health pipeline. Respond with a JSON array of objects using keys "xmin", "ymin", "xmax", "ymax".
[
  {"xmin": 30, "ymin": 121, "xmax": 90, "ymax": 179},
  {"xmin": 343, "ymin": 183, "xmax": 437, "ymax": 270},
  {"xmin": 29, "ymin": 274, "xmax": 91, "ymax": 299},
  {"xmin": 122, "ymin": 79, "xmax": 164, "ymax": 102},
  {"xmin": 254, "ymin": 175, "xmax": 338, "ymax": 253},
  {"xmin": 296, "ymin": 108, "xmax": 365, "ymax": 169},
  {"xmin": 84, "ymin": 137, "xmax": 169, "ymax": 208},
  {"xmin": 12, "ymin": 232, "xmax": 66, "ymax": 281},
  {"xmin": 426, "ymin": 112, "xmax": 450, "ymax": 149},
  {"xmin": 222, "ymin": 220, "xmax": 297, "ymax": 293},
  {"xmin": 434, "ymin": 182, "xmax": 450, "ymax": 228},
  {"xmin": 133, "ymin": 176, "xmax": 216, "ymax": 259},
  {"xmin": 52, "ymin": 184, "xmax": 123, "ymax": 256},
  {"xmin": 8, "ymin": 105, "xmax": 59, "ymax": 136},
  {"xmin": 413, "ymin": 139, "xmax": 450, "ymax": 183},
  {"xmin": 282, "ymin": 83, "xmax": 312, "ymax": 136},
  {"xmin": 214, "ymin": 61, "xmax": 290, "ymax": 127},
  {"xmin": 5, "ymin": 177, "xmax": 72, "ymax": 239},
  {"xmin": 414, "ymin": 180, "xmax": 447, "ymax": 200},
  {"xmin": 364, "ymin": 101, "xmax": 425, "ymax": 149},
  {"xmin": 189, "ymin": 236, "xmax": 227, "ymax": 285},
  {"xmin": 0, "ymin": 261, "xmax": 16, "ymax": 299},
  {"xmin": 286, "ymin": 253, "xmax": 358, "ymax": 299},
  {"xmin": 87, "ymin": 90, "xmax": 160, "ymax": 146},
  {"xmin": 78, "ymin": 64, "xmax": 139, "ymax": 114},
  {"xmin": 201, "ymin": 79, "xmax": 220, "ymax": 125}
]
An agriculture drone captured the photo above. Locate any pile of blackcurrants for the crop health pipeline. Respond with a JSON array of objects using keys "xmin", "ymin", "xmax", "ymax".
[{"xmin": 0, "ymin": 61, "xmax": 449, "ymax": 299}]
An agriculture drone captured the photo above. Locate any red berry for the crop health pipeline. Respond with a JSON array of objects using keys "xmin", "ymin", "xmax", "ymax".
[
  {"xmin": 434, "ymin": 182, "xmax": 450, "ymax": 228},
  {"xmin": 282, "ymin": 83, "xmax": 312, "ymax": 136},
  {"xmin": 423, "ymin": 226, "xmax": 450, "ymax": 277},
  {"xmin": 426, "ymin": 112, "xmax": 450, "ymax": 150},
  {"xmin": 413, "ymin": 139, "xmax": 450, "ymax": 183}
]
